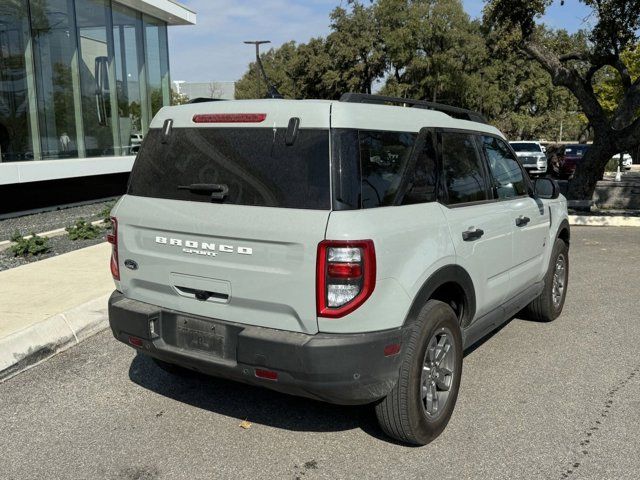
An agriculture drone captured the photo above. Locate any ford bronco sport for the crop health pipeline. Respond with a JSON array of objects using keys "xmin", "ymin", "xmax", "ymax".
[{"xmin": 108, "ymin": 93, "xmax": 570, "ymax": 445}]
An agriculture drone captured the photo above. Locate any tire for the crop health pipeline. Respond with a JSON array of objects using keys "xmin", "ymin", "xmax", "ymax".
[
  {"xmin": 152, "ymin": 357, "xmax": 193, "ymax": 376},
  {"xmin": 375, "ymin": 300, "xmax": 463, "ymax": 445},
  {"xmin": 523, "ymin": 238, "xmax": 569, "ymax": 322}
]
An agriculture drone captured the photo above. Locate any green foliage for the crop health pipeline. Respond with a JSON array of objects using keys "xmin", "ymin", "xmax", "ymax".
[
  {"xmin": 66, "ymin": 219, "xmax": 102, "ymax": 241},
  {"xmin": 100, "ymin": 201, "xmax": 116, "ymax": 228},
  {"xmin": 9, "ymin": 231, "xmax": 51, "ymax": 257},
  {"xmin": 171, "ymin": 89, "xmax": 189, "ymax": 105},
  {"xmin": 378, "ymin": 0, "xmax": 486, "ymax": 105},
  {"xmin": 594, "ymin": 46, "xmax": 640, "ymax": 116},
  {"xmin": 235, "ymin": 39, "xmax": 338, "ymax": 99},
  {"xmin": 234, "ymin": 0, "xmax": 589, "ymax": 141},
  {"xmin": 605, "ymin": 157, "xmax": 622, "ymax": 172}
]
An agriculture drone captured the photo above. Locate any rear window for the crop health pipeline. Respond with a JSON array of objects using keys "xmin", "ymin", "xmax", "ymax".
[
  {"xmin": 564, "ymin": 145, "xmax": 588, "ymax": 156},
  {"xmin": 128, "ymin": 128, "xmax": 330, "ymax": 209},
  {"xmin": 510, "ymin": 142, "xmax": 541, "ymax": 152}
]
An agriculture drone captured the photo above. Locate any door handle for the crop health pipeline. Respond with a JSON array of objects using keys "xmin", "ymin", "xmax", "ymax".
[
  {"xmin": 462, "ymin": 227, "xmax": 484, "ymax": 241},
  {"xmin": 515, "ymin": 216, "xmax": 531, "ymax": 227}
]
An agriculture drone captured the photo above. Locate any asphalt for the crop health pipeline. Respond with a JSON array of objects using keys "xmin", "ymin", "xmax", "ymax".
[{"xmin": 1, "ymin": 226, "xmax": 639, "ymax": 480}]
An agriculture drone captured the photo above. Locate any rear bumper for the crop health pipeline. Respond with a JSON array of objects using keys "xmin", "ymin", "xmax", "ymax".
[{"xmin": 108, "ymin": 291, "xmax": 409, "ymax": 405}]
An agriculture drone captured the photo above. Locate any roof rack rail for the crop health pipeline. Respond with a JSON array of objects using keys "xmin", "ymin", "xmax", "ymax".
[{"xmin": 339, "ymin": 93, "xmax": 488, "ymax": 124}]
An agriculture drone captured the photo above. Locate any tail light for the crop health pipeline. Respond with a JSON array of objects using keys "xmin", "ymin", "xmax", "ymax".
[
  {"xmin": 107, "ymin": 217, "xmax": 119, "ymax": 280},
  {"xmin": 317, "ymin": 240, "xmax": 376, "ymax": 318}
]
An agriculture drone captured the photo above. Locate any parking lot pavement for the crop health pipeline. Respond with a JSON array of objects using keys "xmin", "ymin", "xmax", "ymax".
[{"xmin": 1, "ymin": 226, "xmax": 639, "ymax": 480}]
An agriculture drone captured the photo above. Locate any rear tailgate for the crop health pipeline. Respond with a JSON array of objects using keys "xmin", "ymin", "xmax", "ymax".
[
  {"xmin": 113, "ymin": 100, "xmax": 332, "ymax": 334},
  {"xmin": 114, "ymin": 197, "xmax": 328, "ymax": 334}
]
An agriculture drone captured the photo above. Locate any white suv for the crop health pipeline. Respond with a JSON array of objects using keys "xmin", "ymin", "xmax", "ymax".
[
  {"xmin": 510, "ymin": 141, "xmax": 548, "ymax": 176},
  {"xmin": 108, "ymin": 94, "xmax": 570, "ymax": 445}
]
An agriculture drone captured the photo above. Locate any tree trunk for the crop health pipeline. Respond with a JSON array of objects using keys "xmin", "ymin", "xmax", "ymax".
[{"xmin": 566, "ymin": 137, "xmax": 616, "ymax": 202}]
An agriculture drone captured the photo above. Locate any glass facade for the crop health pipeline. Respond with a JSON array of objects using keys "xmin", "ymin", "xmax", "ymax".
[{"xmin": 0, "ymin": 0, "xmax": 170, "ymax": 163}]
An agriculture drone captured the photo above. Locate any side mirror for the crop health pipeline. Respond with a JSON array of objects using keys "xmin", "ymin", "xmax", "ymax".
[{"xmin": 534, "ymin": 177, "xmax": 560, "ymax": 199}]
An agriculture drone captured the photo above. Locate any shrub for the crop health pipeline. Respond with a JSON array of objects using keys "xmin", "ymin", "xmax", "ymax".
[
  {"xmin": 100, "ymin": 201, "xmax": 117, "ymax": 229},
  {"xmin": 9, "ymin": 231, "xmax": 51, "ymax": 257},
  {"xmin": 66, "ymin": 219, "xmax": 102, "ymax": 240}
]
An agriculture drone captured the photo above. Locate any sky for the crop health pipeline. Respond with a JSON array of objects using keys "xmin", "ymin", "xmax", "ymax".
[{"xmin": 169, "ymin": 0, "xmax": 594, "ymax": 83}]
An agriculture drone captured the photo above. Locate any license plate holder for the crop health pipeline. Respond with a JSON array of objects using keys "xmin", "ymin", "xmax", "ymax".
[{"xmin": 175, "ymin": 316, "xmax": 225, "ymax": 357}]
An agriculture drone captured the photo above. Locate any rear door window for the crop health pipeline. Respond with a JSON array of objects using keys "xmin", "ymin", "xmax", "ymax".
[
  {"xmin": 128, "ymin": 128, "xmax": 330, "ymax": 209},
  {"xmin": 441, "ymin": 132, "xmax": 489, "ymax": 205}
]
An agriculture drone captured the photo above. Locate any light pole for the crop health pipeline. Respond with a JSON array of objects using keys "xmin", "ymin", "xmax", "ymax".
[{"xmin": 244, "ymin": 40, "xmax": 271, "ymax": 98}]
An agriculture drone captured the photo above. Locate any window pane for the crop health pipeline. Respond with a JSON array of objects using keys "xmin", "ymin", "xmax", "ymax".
[
  {"xmin": 112, "ymin": 4, "xmax": 143, "ymax": 155},
  {"xmin": 359, "ymin": 130, "xmax": 415, "ymax": 208},
  {"xmin": 401, "ymin": 132, "xmax": 437, "ymax": 205},
  {"xmin": 76, "ymin": 0, "xmax": 117, "ymax": 157},
  {"xmin": 31, "ymin": 0, "xmax": 79, "ymax": 159},
  {"xmin": 128, "ymin": 128, "xmax": 331, "ymax": 210},
  {"xmin": 441, "ymin": 132, "xmax": 488, "ymax": 204},
  {"xmin": 0, "ymin": 0, "xmax": 33, "ymax": 161},
  {"xmin": 483, "ymin": 136, "xmax": 527, "ymax": 199},
  {"xmin": 144, "ymin": 17, "xmax": 168, "ymax": 117}
]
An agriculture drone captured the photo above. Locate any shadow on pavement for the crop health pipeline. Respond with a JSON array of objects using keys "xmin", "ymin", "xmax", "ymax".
[
  {"xmin": 128, "ymin": 353, "xmax": 395, "ymax": 441},
  {"xmin": 127, "ymin": 316, "xmax": 521, "ymax": 442}
]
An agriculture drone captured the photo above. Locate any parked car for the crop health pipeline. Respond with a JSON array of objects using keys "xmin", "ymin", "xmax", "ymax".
[
  {"xmin": 611, "ymin": 153, "xmax": 633, "ymax": 170},
  {"xmin": 107, "ymin": 94, "xmax": 570, "ymax": 445},
  {"xmin": 551, "ymin": 144, "xmax": 589, "ymax": 178},
  {"xmin": 509, "ymin": 141, "xmax": 548, "ymax": 176}
]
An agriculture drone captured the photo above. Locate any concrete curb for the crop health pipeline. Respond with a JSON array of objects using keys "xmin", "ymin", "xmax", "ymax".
[
  {"xmin": 569, "ymin": 215, "xmax": 640, "ymax": 227},
  {"xmin": 0, "ymin": 293, "xmax": 110, "ymax": 382}
]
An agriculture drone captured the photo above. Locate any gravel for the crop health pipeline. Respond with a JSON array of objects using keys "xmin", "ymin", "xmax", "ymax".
[
  {"xmin": 0, "ymin": 233, "xmax": 107, "ymax": 272},
  {"xmin": 0, "ymin": 200, "xmax": 116, "ymax": 272},
  {"xmin": 0, "ymin": 200, "xmax": 116, "ymax": 242}
]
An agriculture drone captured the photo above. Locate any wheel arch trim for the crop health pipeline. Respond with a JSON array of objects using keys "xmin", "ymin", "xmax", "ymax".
[
  {"xmin": 403, "ymin": 265, "xmax": 476, "ymax": 328},
  {"xmin": 557, "ymin": 218, "xmax": 570, "ymax": 245}
]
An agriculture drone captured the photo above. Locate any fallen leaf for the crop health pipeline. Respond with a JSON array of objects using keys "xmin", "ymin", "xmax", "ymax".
[{"xmin": 239, "ymin": 420, "xmax": 251, "ymax": 429}]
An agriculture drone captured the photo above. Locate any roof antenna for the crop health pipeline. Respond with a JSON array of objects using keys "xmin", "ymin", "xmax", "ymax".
[{"xmin": 243, "ymin": 40, "xmax": 283, "ymax": 99}]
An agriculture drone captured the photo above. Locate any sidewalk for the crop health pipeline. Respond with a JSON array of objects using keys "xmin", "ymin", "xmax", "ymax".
[{"xmin": 0, "ymin": 242, "xmax": 113, "ymax": 381}]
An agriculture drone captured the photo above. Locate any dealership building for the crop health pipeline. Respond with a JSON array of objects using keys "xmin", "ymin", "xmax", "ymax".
[{"xmin": 0, "ymin": 0, "xmax": 195, "ymax": 214}]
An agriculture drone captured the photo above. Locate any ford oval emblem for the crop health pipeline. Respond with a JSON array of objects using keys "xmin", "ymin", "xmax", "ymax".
[{"xmin": 124, "ymin": 259, "xmax": 138, "ymax": 270}]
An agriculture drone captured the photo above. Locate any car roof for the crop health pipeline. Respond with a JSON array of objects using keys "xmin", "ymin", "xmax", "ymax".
[{"xmin": 150, "ymin": 99, "xmax": 504, "ymax": 137}]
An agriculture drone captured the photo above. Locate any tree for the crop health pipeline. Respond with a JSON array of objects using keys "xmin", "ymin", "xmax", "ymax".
[
  {"xmin": 477, "ymin": 26, "xmax": 588, "ymax": 141},
  {"xmin": 486, "ymin": 0, "xmax": 640, "ymax": 201},
  {"xmin": 325, "ymin": 1, "xmax": 386, "ymax": 95},
  {"xmin": 376, "ymin": 0, "xmax": 486, "ymax": 105}
]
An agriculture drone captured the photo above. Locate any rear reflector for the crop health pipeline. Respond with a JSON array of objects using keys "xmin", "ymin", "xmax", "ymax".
[
  {"xmin": 383, "ymin": 343, "xmax": 401, "ymax": 357},
  {"xmin": 327, "ymin": 263, "xmax": 362, "ymax": 279},
  {"xmin": 255, "ymin": 368, "xmax": 278, "ymax": 381},
  {"xmin": 128, "ymin": 336, "xmax": 143, "ymax": 347},
  {"xmin": 192, "ymin": 113, "xmax": 267, "ymax": 123}
]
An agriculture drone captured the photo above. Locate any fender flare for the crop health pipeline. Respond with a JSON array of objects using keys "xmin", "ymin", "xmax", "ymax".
[
  {"xmin": 403, "ymin": 265, "xmax": 476, "ymax": 328},
  {"xmin": 557, "ymin": 218, "xmax": 570, "ymax": 245}
]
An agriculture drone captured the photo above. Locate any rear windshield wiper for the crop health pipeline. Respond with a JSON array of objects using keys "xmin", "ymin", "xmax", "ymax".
[{"xmin": 177, "ymin": 183, "xmax": 229, "ymax": 201}]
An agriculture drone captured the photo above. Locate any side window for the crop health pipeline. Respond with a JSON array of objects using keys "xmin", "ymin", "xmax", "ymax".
[
  {"xmin": 401, "ymin": 132, "xmax": 437, "ymax": 205},
  {"xmin": 360, "ymin": 130, "xmax": 413, "ymax": 208},
  {"xmin": 441, "ymin": 132, "xmax": 488, "ymax": 205},
  {"xmin": 482, "ymin": 136, "xmax": 527, "ymax": 199}
]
